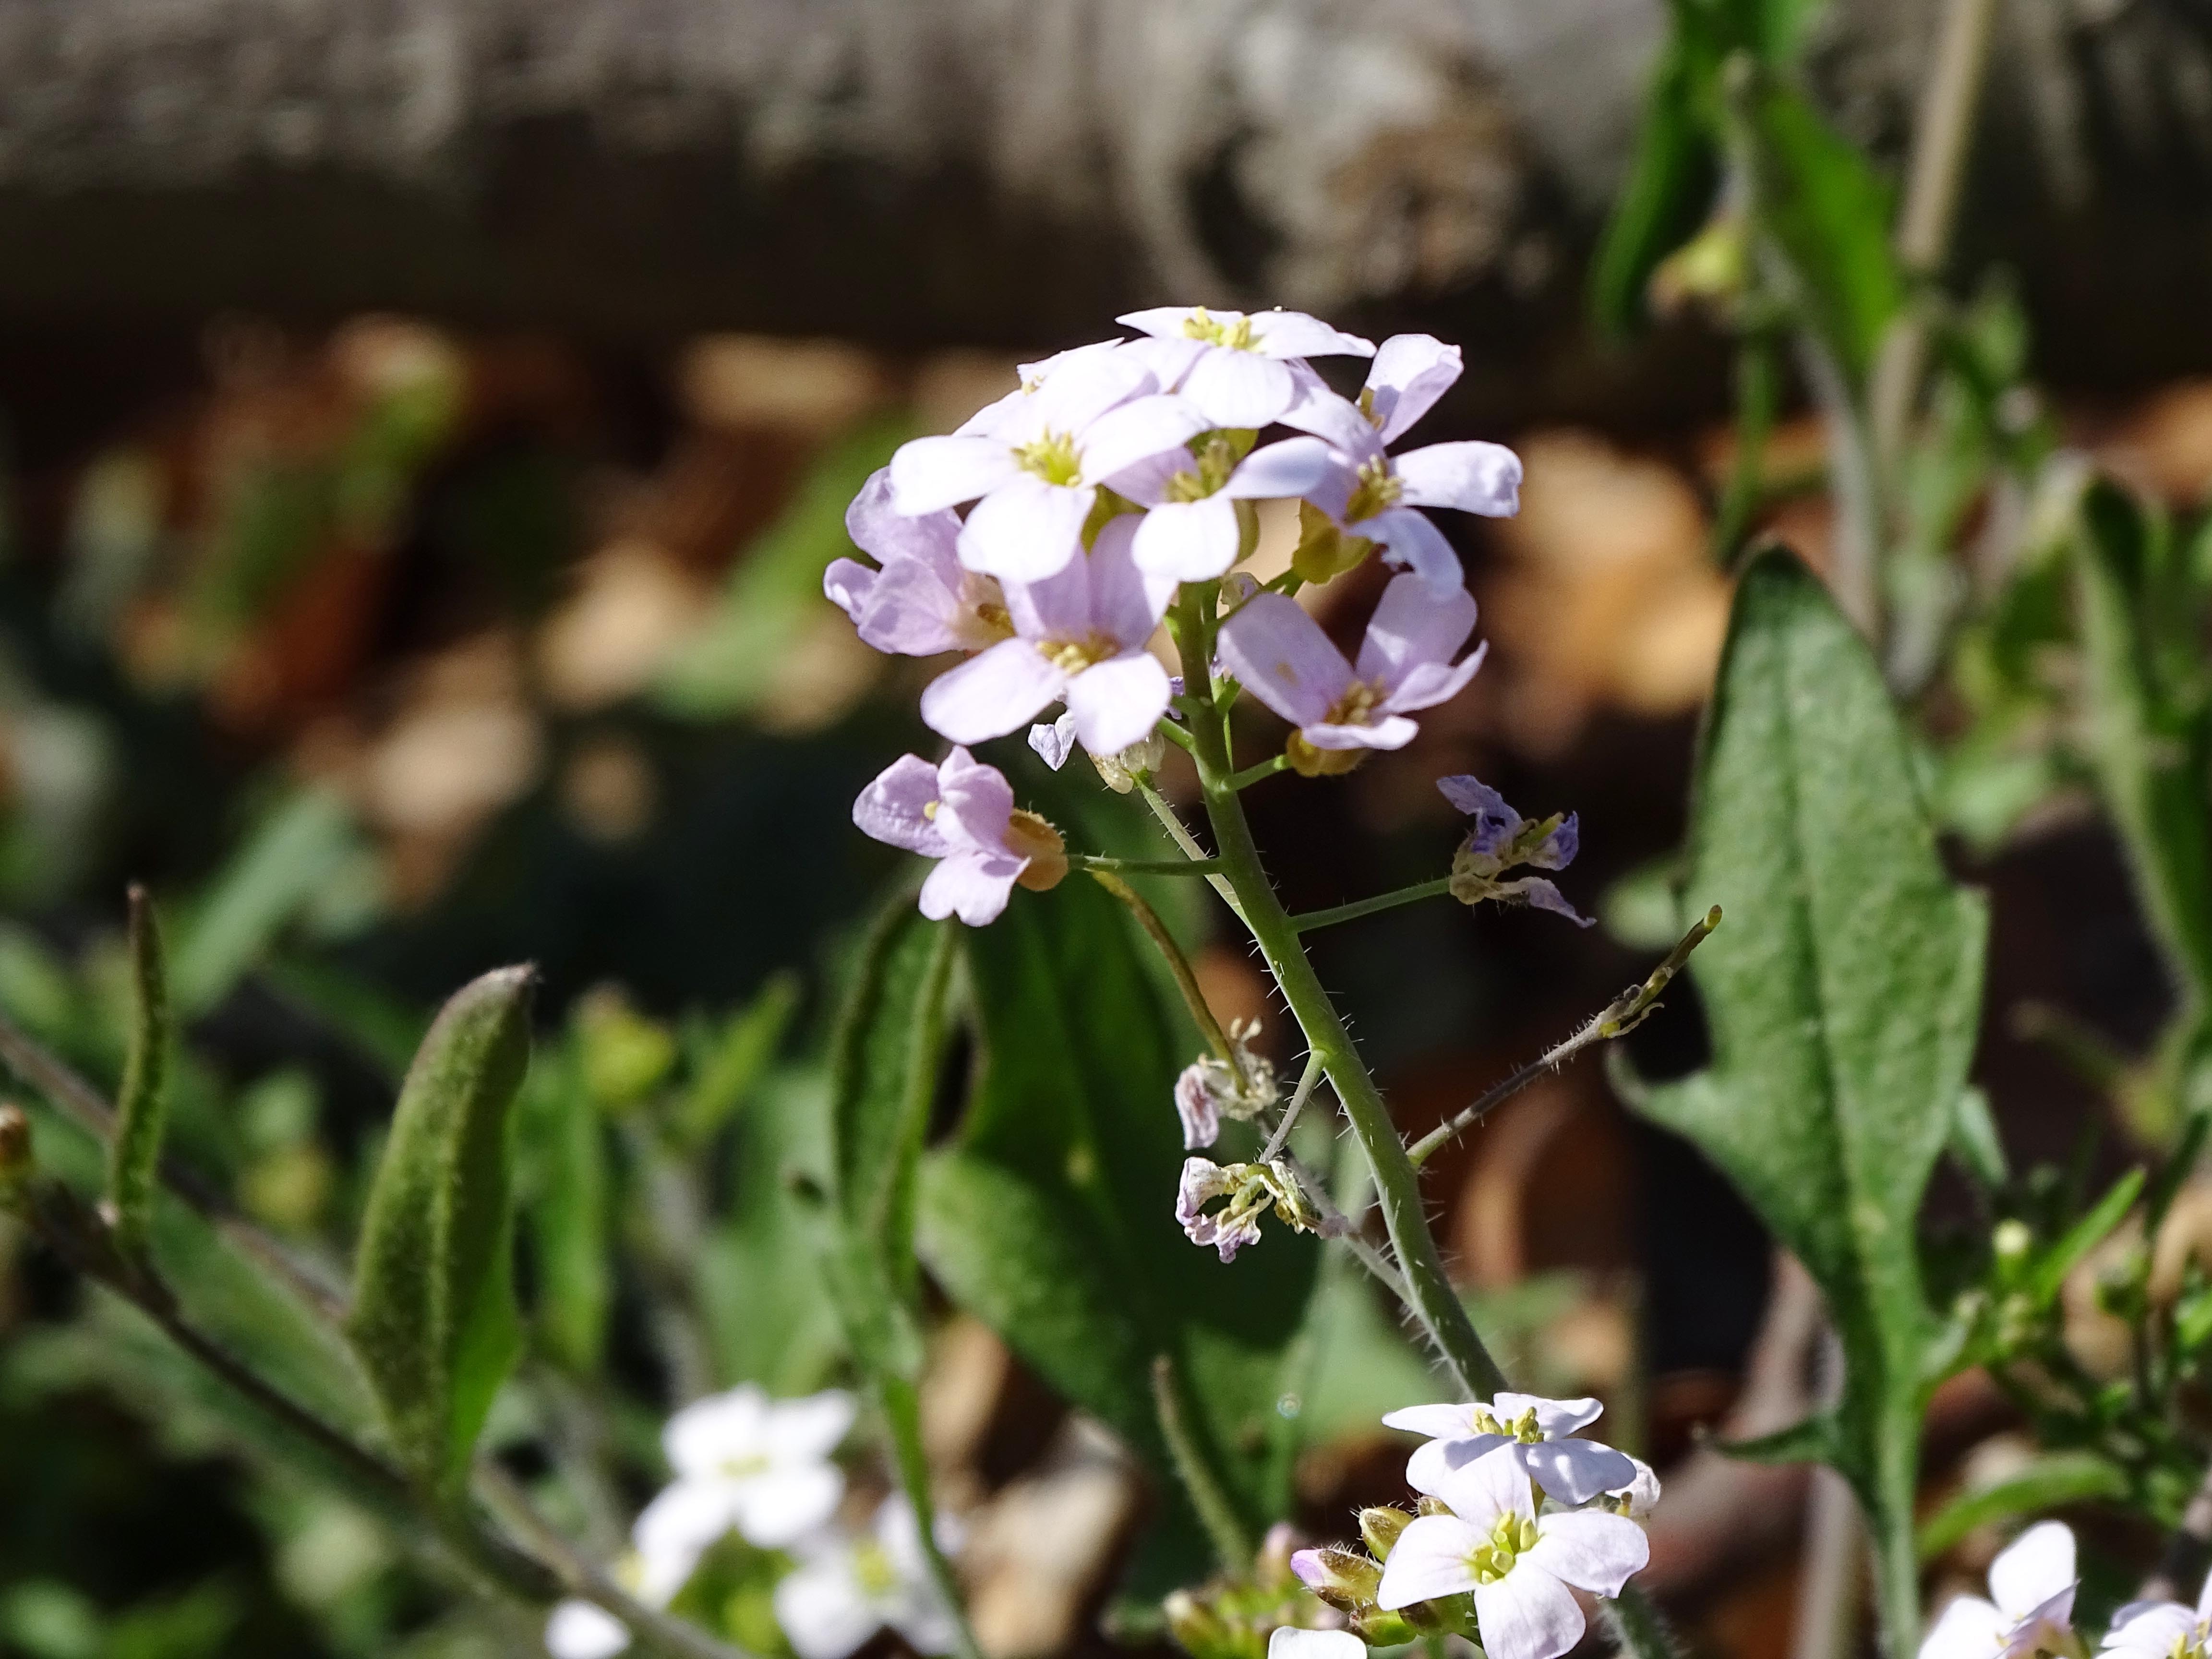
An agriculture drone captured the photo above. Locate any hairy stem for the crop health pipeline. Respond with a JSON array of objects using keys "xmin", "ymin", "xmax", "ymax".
[
  {"xmin": 1292, "ymin": 878, "xmax": 1455, "ymax": 935},
  {"xmin": 1070, "ymin": 854, "xmax": 1223, "ymax": 877},
  {"xmin": 1151, "ymin": 1353, "xmax": 1254, "ymax": 1568}
]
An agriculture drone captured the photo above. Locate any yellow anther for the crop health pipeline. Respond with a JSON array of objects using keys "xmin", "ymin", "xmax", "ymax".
[
  {"xmin": 1015, "ymin": 431, "xmax": 1084, "ymax": 486},
  {"xmin": 1343, "ymin": 456, "xmax": 1404, "ymax": 524}
]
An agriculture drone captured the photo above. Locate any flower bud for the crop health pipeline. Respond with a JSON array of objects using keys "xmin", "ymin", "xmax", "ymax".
[
  {"xmin": 1006, "ymin": 810, "xmax": 1069, "ymax": 892},
  {"xmin": 1290, "ymin": 1547, "xmax": 1381, "ymax": 1612},
  {"xmin": 1993, "ymin": 1218, "xmax": 2033, "ymax": 1265},
  {"xmin": 1092, "ymin": 733, "xmax": 1166, "ymax": 794},
  {"xmin": 1358, "ymin": 1507, "xmax": 1411, "ymax": 1561}
]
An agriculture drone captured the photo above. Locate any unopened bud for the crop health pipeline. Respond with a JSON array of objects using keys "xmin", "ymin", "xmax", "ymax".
[
  {"xmin": 1360, "ymin": 1506, "xmax": 1412, "ymax": 1558},
  {"xmin": 1218, "ymin": 571, "xmax": 1262, "ymax": 612},
  {"xmin": 1007, "ymin": 810, "xmax": 1069, "ymax": 891},
  {"xmin": 1992, "ymin": 1218, "xmax": 2033, "ymax": 1265},
  {"xmin": 1092, "ymin": 733, "xmax": 1166, "ymax": 794},
  {"xmin": 1290, "ymin": 1546, "xmax": 1381, "ymax": 1612}
]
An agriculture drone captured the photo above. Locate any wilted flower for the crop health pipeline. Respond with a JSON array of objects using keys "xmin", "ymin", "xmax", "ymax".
[
  {"xmin": 1919, "ymin": 1522, "xmax": 2078, "ymax": 1659},
  {"xmin": 1386, "ymin": 1393, "xmax": 1635, "ymax": 1507},
  {"xmin": 774, "ymin": 1496, "xmax": 963, "ymax": 1659},
  {"xmin": 824, "ymin": 469, "xmax": 1013, "ymax": 656},
  {"xmin": 854, "ymin": 750, "xmax": 1067, "ymax": 926},
  {"xmin": 1376, "ymin": 1444, "xmax": 1647, "ymax": 1659},
  {"xmin": 919, "ymin": 516, "xmax": 1176, "ymax": 757},
  {"xmin": 889, "ymin": 350, "xmax": 1205, "ymax": 581},
  {"xmin": 1437, "ymin": 776, "xmax": 1589, "ymax": 926},
  {"xmin": 1177, "ymin": 1157, "xmax": 1320, "ymax": 1262},
  {"xmin": 1174, "ymin": 1022, "xmax": 1279, "ymax": 1149},
  {"xmin": 1116, "ymin": 305, "xmax": 1376, "ymax": 429},
  {"xmin": 1215, "ymin": 576, "xmax": 1486, "ymax": 776}
]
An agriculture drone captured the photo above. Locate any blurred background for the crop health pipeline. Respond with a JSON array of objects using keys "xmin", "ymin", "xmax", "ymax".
[{"xmin": 1, "ymin": 1, "xmax": 2210, "ymax": 1655}]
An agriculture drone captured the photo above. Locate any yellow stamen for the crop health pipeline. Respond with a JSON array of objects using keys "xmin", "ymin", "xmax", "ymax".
[
  {"xmin": 1180, "ymin": 307, "xmax": 1258, "ymax": 351},
  {"xmin": 1343, "ymin": 456, "xmax": 1403, "ymax": 524},
  {"xmin": 1015, "ymin": 431, "xmax": 1083, "ymax": 486}
]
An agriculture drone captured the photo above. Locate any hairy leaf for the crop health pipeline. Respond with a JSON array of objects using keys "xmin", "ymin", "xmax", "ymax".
[
  {"xmin": 1628, "ymin": 550, "xmax": 1985, "ymax": 1649},
  {"xmin": 918, "ymin": 877, "xmax": 1319, "ymax": 1562},
  {"xmin": 347, "ymin": 966, "xmax": 533, "ymax": 1497},
  {"xmin": 106, "ymin": 887, "xmax": 173, "ymax": 1262}
]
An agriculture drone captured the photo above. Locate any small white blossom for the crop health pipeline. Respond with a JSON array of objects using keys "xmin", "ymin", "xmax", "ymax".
[
  {"xmin": 1269, "ymin": 1629, "xmax": 1368, "ymax": 1659},
  {"xmin": 546, "ymin": 1600, "xmax": 633, "ymax": 1659},
  {"xmin": 774, "ymin": 1496, "xmax": 964, "ymax": 1659},
  {"xmin": 2104, "ymin": 1575, "xmax": 2212, "ymax": 1659},
  {"xmin": 1376, "ymin": 1444, "xmax": 1647, "ymax": 1659},
  {"xmin": 1385, "ymin": 1392, "xmax": 1635, "ymax": 1507},
  {"xmin": 1919, "ymin": 1522, "xmax": 2078, "ymax": 1659}
]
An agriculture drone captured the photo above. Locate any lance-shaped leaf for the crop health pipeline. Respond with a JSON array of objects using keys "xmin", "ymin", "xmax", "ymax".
[
  {"xmin": 348, "ymin": 965, "xmax": 534, "ymax": 1498},
  {"xmin": 1626, "ymin": 550, "xmax": 1985, "ymax": 1653},
  {"xmin": 106, "ymin": 885, "xmax": 173, "ymax": 1262}
]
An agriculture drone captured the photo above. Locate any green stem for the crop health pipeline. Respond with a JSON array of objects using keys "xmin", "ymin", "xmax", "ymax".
[
  {"xmin": 1150, "ymin": 1353, "xmax": 1253, "ymax": 1568},
  {"xmin": 1088, "ymin": 870, "xmax": 1241, "ymax": 1077},
  {"xmin": 1137, "ymin": 781, "xmax": 1246, "ymax": 923},
  {"xmin": 1292, "ymin": 878, "xmax": 1455, "ymax": 935},
  {"xmin": 1712, "ymin": 333, "xmax": 1778, "ymax": 565},
  {"xmin": 1225, "ymin": 755, "xmax": 1291, "ymax": 791},
  {"xmin": 878, "ymin": 1375, "xmax": 985, "ymax": 1659},
  {"xmin": 108, "ymin": 884, "xmax": 174, "ymax": 1262},
  {"xmin": 1070, "ymin": 854, "xmax": 1223, "ymax": 877}
]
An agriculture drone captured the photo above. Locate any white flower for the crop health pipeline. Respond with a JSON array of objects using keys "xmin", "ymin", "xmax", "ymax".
[
  {"xmin": 1376, "ymin": 1443, "xmax": 1648, "ymax": 1659},
  {"xmin": 774, "ymin": 1496, "xmax": 964, "ymax": 1659},
  {"xmin": 1919, "ymin": 1521, "xmax": 2078, "ymax": 1659},
  {"xmin": 1269, "ymin": 1628, "xmax": 1368, "ymax": 1659},
  {"xmin": 2104, "ymin": 1574, "xmax": 2212, "ymax": 1659},
  {"xmin": 889, "ymin": 350, "xmax": 1206, "ymax": 582},
  {"xmin": 546, "ymin": 1600, "xmax": 633, "ymax": 1659},
  {"xmin": 625, "ymin": 1384, "xmax": 854, "ymax": 1604},
  {"xmin": 1116, "ymin": 306, "xmax": 1376, "ymax": 429},
  {"xmin": 1607, "ymin": 1456, "xmax": 1662, "ymax": 1520},
  {"xmin": 1384, "ymin": 1392, "xmax": 1636, "ymax": 1507}
]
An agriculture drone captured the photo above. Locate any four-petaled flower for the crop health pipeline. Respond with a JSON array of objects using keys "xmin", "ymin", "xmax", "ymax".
[
  {"xmin": 1267, "ymin": 334, "xmax": 1521, "ymax": 590},
  {"xmin": 2104, "ymin": 1571, "xmax": 2212, "ymax": 1659},
  {"xmin": 1376, "ymin": 1443, "xmax": 1648, "ymax": 1659},
  {"xmin": 1437, "ymin": 775, "xmax": 1590, "ymax": 926},
  {"xmin": 920, "ymin": 516, "xmax": 1177, "ymax": 757},
  {"xmin": 774, "ymin": 1496, "xmax": 964, "ymax": 1659},
  {"xmin": 1116, "ymin": 305, "xmax": 1376, "ymax": 429},
  {"xmin": 889, "ymin": 350, "xmax": 1206, "ymax": 581},
  {"xmin": 1385, "ymin": 1393, "xmax": 1636, "ymax": 1506},
  {"xmin": 854, "ymin": 749, "xmax": 1067, "ymax": 926},
  {"xmin": 1109, "ymin": 431, "xmax": 1341, "ymax": 581},
  {"xmin": 1216, "ymin": 575, "xmax": 1487, "ymax": 776},
  {"xmin": 825, "ymin": 469, "xmax": 1013, "ymax": 656},
  {"xmin": 1920, "ymin": 1522, "xmax": 2079, "ymax": 1659}
]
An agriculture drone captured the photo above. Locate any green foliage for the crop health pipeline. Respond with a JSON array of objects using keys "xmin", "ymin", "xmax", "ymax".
[
  {"xmin": 917, "ymin": 876, "xmax": 1321, "ymax": 1567},
  {"xmin": 346, "ymin": 966, "xmax": 534, "ymax": 1499},
  {"xmin": 106, "ymin": 888, "xmax": 173, "ymax": 1262},
  {"xmin": 1627, "ymin": 550, "xmax": 1986, "ymax": 1648},
  {"xmin": 518, "ymin": 1040, "xmax": 611, "ymax": 1374},
  {"xmin": 1917, "ymin": 1450, "xmax": 2129, "ymax": 1560},
  {"xmin": 1589, "ymin": 22, "xmax": 1719, "ymax": 337}
]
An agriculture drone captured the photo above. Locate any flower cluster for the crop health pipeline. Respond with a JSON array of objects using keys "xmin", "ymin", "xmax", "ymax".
[
  {"xmin": 832, "ymin": 305, "xmax": 1527, "ymax": 924},
  {"xmin": 1287, "ymin": 1393, "xmax": 1656, "ymax": 1659},
  {"xmin": 542, "ymin": 1385, "xmax": 958, "ymax": 1659},
  {"xmin": 1914, "ymin": 1516, "xmax": 2212, "ymax": 1659}
]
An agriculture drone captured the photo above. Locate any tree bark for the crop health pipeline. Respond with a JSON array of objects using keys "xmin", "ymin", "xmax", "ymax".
[{"xmin": 0, "ymin": 0, "xmax": 2206, "ymax": 385}]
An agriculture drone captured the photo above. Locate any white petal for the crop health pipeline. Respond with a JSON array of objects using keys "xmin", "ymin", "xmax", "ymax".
[
  {"xmin": 1301, "ymin": 713, "xmax": 1419, "ymax": 751},
  {"xmin": 1118, "ymin": 334, "xmax": 1208, "ymax": 390},
  {"xmin": 2104, "ymin": 1604, "xmax": 2195, "ymax": 1658},
  {"xmin": 1361, "ymin": 506, "xmax": 1463, "ymax": 589},
  {"xmin": 1179, "ymin": 349, "xmax": 1299, "ymax": 428},
  {"xmin": 1366, "ymin": 334, "xmax": 1464, "ymax": 444},
  {"xmin": 1132, "ymin": 497, "xmax": 1241, "ymax": 581},
  {"xmin": 1085, "ymin": 512, "xmax": 1178, "ymax": 644},
  {"xmin": 1080, "ymin": 394, "xmax": 1210, "ymax": 481},
  {"xmin": 632, "ymin": 1480, "xmax": 738, "ymax": 1599},
  {"xmin": 890, "ymin": 435, "xmax": 1018, "ymax": 514},
  {"xmin": 1524, "ymin": 1440, "xmax": 1638, "ymax": 1506},
  {"xmin": 1374, "ymin": 1514, "xmax": 1485, "ymax": 1610},
  {"xmin": 1425, "ymin": 1440, "xmax": 1534, "ymax": 1528},
  {"xmin": 1030, "ymin": 350, "xmax": 1151, "ymax": 435},
  {"xmin": 919, "ymin": 639, "xmax": 1066, "ymax": 744},
  {"xmin": 1222, "ymin": 436, "xmax": 1348, "ymax": 502},
  {"xmin": 957, "ymin": 476, "xmax": 1093, "ymax": 581},
  {"xmin": 1249, "ymin": 311, "xmax": 1377, "ymax": 358},
  {"xmin": 1269, "ymin": 1630, "xmax": 1367, "ymax": 1659},
  {"xmin": 547, "ymin": 1599, "xmax": 633, "ymax": 1659},
  {"xmin": 1990, "ymin": 1521, "xmax": 2076, "ymax": 1622},
  {"xmin": 1066, "ymin": 653, "xmax": 1172, "ymax": 755},
  {"xmin": 919, "ymin": 848, "xmax": 1024, "ymax": 926},
  {"xmin": 1920, "ymin": 1597, "xmax": 2008, "ymax": 1659},
  {"xmin": 1493, "ymin": 1394, "xmax": 1605, "ymax": 1438},
  {"xmin": 1353, "ymin": 572, "xmax": 1477, "ymax": 693},
  {"xmin": 1394, "ymin": 441, "xmax": 1523, "ymax": 517},
  {"xmin": 953, "ymin": 385, "xmax": 1027, "ymax": 438},
  {"xmin": 775, "ymin": 1557, "xmax": 882, "ymax": 1659},
  {"xmin": 1472, "ymin": 1566, "xmax": 1587, "ymax": 1659},
  {"xmin": 1116, "ymin": 306, "xmax": 1205, "ymax": 339},
  {"xmin": 1528, "ymin": 1508, "xmax": 1649, "ymax": 1596},
  {"xmin": 1277, "ymin": 387, "xmax": 1386, "ymax": 459},
  {"xmin": 1384, "ymin": 640, "xmax": 1488, "ymax": 715},
  {"xmin": 765, "ymin": 1390, "xmax": 858, "ymax": 1464},
  {"xmin": 733, "ymin": 1464, "xmax": 847, "ymax": 1548},
  {"xmin": 1029, "ymin": 712, "xmax": 1079, "ymax": 769},
  {"xmin": 1406, "ymin": 1434, "xmax": 1511, "ymax": 1498},
  {"xmin": 1215, "ymin": 592, "xmax": 1353, "ymax": 728},
  {"xmin": 663, "ymin": 1385, "xmax": 768, "ymax": 1476},
  {"xmin": 1380, "ymin": 1402, "xmax": 1485, "ymax": 1440}
]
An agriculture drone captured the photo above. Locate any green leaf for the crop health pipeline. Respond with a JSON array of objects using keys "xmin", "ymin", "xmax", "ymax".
[
  {"xmin": 678, "ymin": 972, "xmax": 801, "ymax": 1149},
  {"xmin": 1590, "ymin": 24, "xmax": 1719, "ymax": 337},
  {"xmin": 1751, "ymin": 87, "xmax": 1903, "ymax": 383},
  {"xmin": 917, "ymin": 878, "xmax": 1320, "ymax": 1563},
  {"xmin": 519, "ymin": 1041, "xmax": 610, "ymax": 1374},
  {"xmin": 347, "ymin": 966, "xmax": 534, "ymax": 1496},
  {"xmin": 1719, "ymin": 1411, "xmax": 1842, "ymax": 1466},
  {"xmin": 1916, "ymin": 1451, "xmax": 2127, "ymax": 1559},
  {"xmin": 2023, "ymin": 1167, "xmax": 2143, "ymax": 1309},
  {"xmin": 1948, "ymin": 1086, "xmax": 2008, "ymax": 1192},
  {"xmin": 105, "ymin": 886, "xmax": 173, "ymax": 1262},
  {"xmin": 1626, "ymin": 549, "xmax": 1986, "ymax": 1650},
  {"xmin": 2073, "ymin": 481, "xmax": 2212, "ymax": 1013}
]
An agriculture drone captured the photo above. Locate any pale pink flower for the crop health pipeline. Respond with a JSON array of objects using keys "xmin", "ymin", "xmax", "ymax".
[
  {"xmin": 854, "ymin": 749, "xmax": 1066, "ymax": 926},
  {"xmin": 824, "ymin": 469, "xmax": 1012, "ymax": 656},
  {"xmin": 1116, "ymin": 306, "xmax": 1375, "ymax": 428},
  {"xmin": 1386, "ymin": 1393, "xmax": 1635, "ymax": 1506}
]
